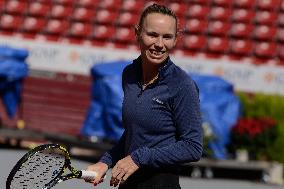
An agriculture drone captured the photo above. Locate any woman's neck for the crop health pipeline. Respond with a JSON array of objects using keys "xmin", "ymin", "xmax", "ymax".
[{"xmin": 142, "ymin": 62, "xmax": 160, "ymax": 84}]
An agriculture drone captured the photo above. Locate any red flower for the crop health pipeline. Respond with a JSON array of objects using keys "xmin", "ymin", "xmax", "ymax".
[{"xmin": 230, "ymin": 117, "xmax": 277, "ymax": 156}]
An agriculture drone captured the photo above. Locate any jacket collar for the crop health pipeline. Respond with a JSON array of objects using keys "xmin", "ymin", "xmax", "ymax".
[{"xmin": 133, "ymin": 56, "xmax": 173, "ymax": 83}]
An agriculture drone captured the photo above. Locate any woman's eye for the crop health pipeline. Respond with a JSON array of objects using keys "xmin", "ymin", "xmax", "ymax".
[
  {"xmin": 164, "ymin": 35, "xmax": 173, "ymax": 40},
  {"xmin": 147, "ymin": 32, "xmax": 158, "ymax": 37}
]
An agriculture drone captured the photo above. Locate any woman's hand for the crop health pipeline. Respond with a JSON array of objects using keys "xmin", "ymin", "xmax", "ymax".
[
  {"xmin": 85, "ymin": 162, "xmax": 108, "ymax": 187},
  {"xmin": 110, "ymin": 155, "xmax": 139, "ymax": 187}
]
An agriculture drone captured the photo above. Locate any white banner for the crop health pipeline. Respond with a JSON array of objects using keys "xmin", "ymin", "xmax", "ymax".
[
  {"xmin": 0, "ymin": 36, "xmax": 139, "ymax": 75},
  {"xmin": 1, "ymin": 36, "xmax": 284, "ymax": 95},
  {"xmin": 175, "ymin": 56, "xmax": 284, "ymax": 95}
]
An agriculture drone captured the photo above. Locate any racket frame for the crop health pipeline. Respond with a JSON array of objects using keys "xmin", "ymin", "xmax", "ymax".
[{"xmin": 6, "ymin": 143, "xmax": 84, "ymax": 189}]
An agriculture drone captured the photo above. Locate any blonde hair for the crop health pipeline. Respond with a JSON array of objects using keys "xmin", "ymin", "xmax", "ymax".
[{"xmin": 135, "ymin": 3, "xmax": 178, "ymax": 36}]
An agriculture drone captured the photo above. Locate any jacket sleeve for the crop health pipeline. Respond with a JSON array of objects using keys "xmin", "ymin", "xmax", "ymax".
[
  {"xmin": 99, "ymin": 131, "xmax": 126, "ymax": 168},
  {"xmin": 99, "ymin": 67, "xmax": 128, "ymax": 167},
  {"xmin": 130, "ymin": 81, "xmax": 203, "ymax": 168}
]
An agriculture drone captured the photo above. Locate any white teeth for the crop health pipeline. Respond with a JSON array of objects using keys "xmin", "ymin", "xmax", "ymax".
[{"xmin": 150, "ymin": 50, "xmax": 163, "ymax": 56}]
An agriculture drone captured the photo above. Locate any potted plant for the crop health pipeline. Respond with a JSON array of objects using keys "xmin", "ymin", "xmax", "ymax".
[{"xmin": 228, "ymin": 117, "xmax": 277, "ymax": 161}]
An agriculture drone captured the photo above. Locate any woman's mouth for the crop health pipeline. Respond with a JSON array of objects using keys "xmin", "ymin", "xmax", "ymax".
[{"xmin": 149, "ymin": 49, "xmax": 164, "ymax": 57}]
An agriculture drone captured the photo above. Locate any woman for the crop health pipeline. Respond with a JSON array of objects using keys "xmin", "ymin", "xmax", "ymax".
[{"xmin": 86, "ymin": 3, "xmax": 203, "ymax": 189}]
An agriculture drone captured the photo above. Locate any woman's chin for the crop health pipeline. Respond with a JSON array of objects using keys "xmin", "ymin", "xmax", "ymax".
[{"xmin": 146, "ymin": 54, "xmax": 168, "ymax": 65}]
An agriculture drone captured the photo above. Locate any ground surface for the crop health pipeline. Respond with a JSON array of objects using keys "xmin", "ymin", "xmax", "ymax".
[{"xmin": 1, "ymin": 149, "xmax": 283, "ymax": 189}]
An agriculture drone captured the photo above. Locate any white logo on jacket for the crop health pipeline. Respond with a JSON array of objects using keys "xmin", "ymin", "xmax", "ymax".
[{"xmin": 152, "ymin": 97, "xmax": 164, "ymax": 105}]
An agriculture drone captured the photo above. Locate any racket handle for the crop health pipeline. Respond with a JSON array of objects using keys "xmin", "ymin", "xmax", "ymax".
[{"xmin": 80, "ymin": 170, "xmax": 98, "ymax": 180}]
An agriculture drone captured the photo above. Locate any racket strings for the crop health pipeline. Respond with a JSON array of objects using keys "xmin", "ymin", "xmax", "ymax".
[{"xmin": 10, "ymin": 149, "xmax": 66, "ymax": 189}]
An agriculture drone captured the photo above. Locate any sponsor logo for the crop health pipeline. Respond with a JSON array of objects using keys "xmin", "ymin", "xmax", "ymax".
[{"xmin": 152, "ymin": 97, "xmax": 164, "ymax": 105}]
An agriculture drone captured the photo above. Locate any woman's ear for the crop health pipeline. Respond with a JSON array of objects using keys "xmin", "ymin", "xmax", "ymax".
[{"xmin": 174, "ymin": 32, "xmax": 180, "ymax": 47}]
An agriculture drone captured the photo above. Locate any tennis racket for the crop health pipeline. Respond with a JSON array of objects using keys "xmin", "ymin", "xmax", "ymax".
[{"xmin": 6, "ymin": 143, "xmax": 98, "ymax": 189}]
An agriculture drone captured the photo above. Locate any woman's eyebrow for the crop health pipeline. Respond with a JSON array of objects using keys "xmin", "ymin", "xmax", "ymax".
[{"xmin": 145, "ymin": 30, "xmax": 175, "ymax": 37}]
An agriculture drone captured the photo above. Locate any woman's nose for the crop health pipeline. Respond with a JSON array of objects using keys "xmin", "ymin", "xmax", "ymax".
[{"xmin": 154, "ymin": 37, "xmax": 164, "ymax": 48}]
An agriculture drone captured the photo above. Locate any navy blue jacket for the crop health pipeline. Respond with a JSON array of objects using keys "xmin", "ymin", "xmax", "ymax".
[{"xmin": 100, "ymin": 56, "xmax": 203, "ymax": 169}]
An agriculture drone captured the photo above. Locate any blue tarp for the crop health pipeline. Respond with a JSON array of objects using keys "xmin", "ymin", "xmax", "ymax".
[
  {"xmin": 0, "ymin": 46, "xmax": 29, "ymax": 118},
  {"xmin": 191, "ymin": 74, "xmax": 241, "ymax": 159},
  {"xmin": 81, "ymin": 60, "xmax": 241, "ymax": 159},
  {"xmin": 82, "ymin": 61, "xmax": 130, "ymax": 141}
]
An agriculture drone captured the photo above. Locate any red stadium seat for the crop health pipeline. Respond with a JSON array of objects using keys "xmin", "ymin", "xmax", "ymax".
[
  {"xmin": 174, "ymin": 35, "xmax": 184, "ymax": 50},
  {"xmin": 91, "ymin": 39, "xmax": 108, "ymax": 47},
  {"xmin": 186, "ymin": 4, "xmax": 209, "ymax": 19},
  {"xmin": 113, "ymin": 27, "xmax": 136, "ymax": 43},
  {"xmin": 68, "ymin": 22, "xmax": 92, "ymax": 38},
  {"xmin": 168, "ymin": 2, "xmax": 188, "ymax": 16},
  {"xmin": 95, "ymin": 9, "xmax": 118, "ymax": 25},
  {"xmin": 116, "ymin": 12, "xmax": 139, "ymax": 27},
  {"xmin": 61, "ymin": 27, "xmax": 92, "ymax": 43},
  {"xmin": 278, "ymin": 60, "xmax": 284, "ymax": 66},
  {"xmin": 98, "ymin": 0, "xmax": 121, "ymax": 10},
  {"xmin": 0, "ymin": 0, "xmax": 4, "ymax": 9},
  {"xmin": 121, "ymin": 0, "xmax": 144, "ymax": 12},
  {"xmin": 253, "ymin": 25, "xmax": 276, "ymax": 41},
  {"xmin": 5, "ymin": 0, "xmax": 28, "ymax": 15},
  {"xmin": 231, "ymin": 9, "xmax": 255, "ymax": 23},
  {"xmin": 53, "ymin": 0, "xmax": 74, "ymax": 6},
  {"xmin": 49, "ymin": 5, "xmax": 73, "ymax": 19},
  {"xmin": 185, "ymin": 18, "xmax": 208, "ymax": 34},
  {"xmin": 230, "ymin": 23, "xmax": 253, "ymax": 38},
  {"xmin": 207, "ymin": 21, "xmax": 230, "ymax": 36},
  {"xmin": 26, "ymin": 2, "xmax": 51, "ymax": 17},
  {"xmin": 206, "ymin": 37, "xmax": 229, "ymax": 53},
  {"xmin": 254, "ymin": 11, "xmax": 277, "ymax": 25},
  {"xmin": 233, "ymin": 0, "xmax": 255, "ymax": 9},
  {"xmin": 92, "ymin": 24, "xmax": 116, "ymax": 40},
  {"xmin": 209, "ymin": 6, "xmax": 231, "ymax": 21},
  {"xmin": 277, "ymin": 44, "xmax": 284, "ymax": 60},
  {"xmin": 253, "ymin": 41, "xmax": 277, "ymax": 58},
  {"xmin": 276, "ymin": 28, "xmax": 284, "ymax": 42},
  {"xmin": 21, "ymin": 17, "xmax": 46, "ymax": 32},
  {"xmin": 40, "ymin": 19, "xmax": 69, "ymax": 41},
  {"xmin": 178, "ymin": 17, "xmax": 186, "ymax": 31},
  {"xmin": 278, "ymin": 13, "xmax": 284, "ymax": 26},
  {"xmin": 211, "ymin": 0, "xmax": 232, "ymax": 7},
  {"xmin": 0, "ymin": 14, "xmax": 22, "ymax": 30},
  {"xmin": 184, "ymin": 34, "xmax": 206, "ymax": 51},
  {"xmin": 72, "ymin": 7, "xmax": 95, "ymax": 22},
  {"xmin": 255, "ymin": 0, "xmax": 280, "ymax": 10},
  {"xmin": 44, "ymin": 19, "xmax": 69, "ymax": 35},
  {"xmin": 230, "ymin": 39, "xmax": 253, "ymax": 56},
  {"xmin": 75, "ymin": 0, "xmax": 100, "ymax": 8},
  {"xmin": 280, "ymin": 0, "xmax": 284, "ymax": 11},
  {"xmin": 31, "ymin": 0, "xmax": 52, "ymax": 4}
]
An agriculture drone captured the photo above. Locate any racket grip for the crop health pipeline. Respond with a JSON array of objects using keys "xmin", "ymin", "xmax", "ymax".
[{"xmin": 80, "ymin": 170, "xmax": 98, "ymax": 180}]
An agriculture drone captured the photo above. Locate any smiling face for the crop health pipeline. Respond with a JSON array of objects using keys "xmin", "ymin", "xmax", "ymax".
[{"xmin": 136, "ymin": 13, "xmax": 177, "ymax": 66}]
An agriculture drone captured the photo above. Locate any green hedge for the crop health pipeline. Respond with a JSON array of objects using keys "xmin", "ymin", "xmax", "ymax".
[{"xmin": 237, "ymin": 92, "xmax": 284, "ymax": 163}]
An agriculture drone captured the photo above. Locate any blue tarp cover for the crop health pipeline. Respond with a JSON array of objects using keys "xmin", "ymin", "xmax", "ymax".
[
  {"xmin": 81, "ymin": 60, "xmax": 241, "ymax": 159},
  {"xmin": 0, "ymin": 46, "xmax": 29, "ymax": 117},
  {"xmin": 191, "ymin": 74, "xmax": 241, "ymax": 159}
]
